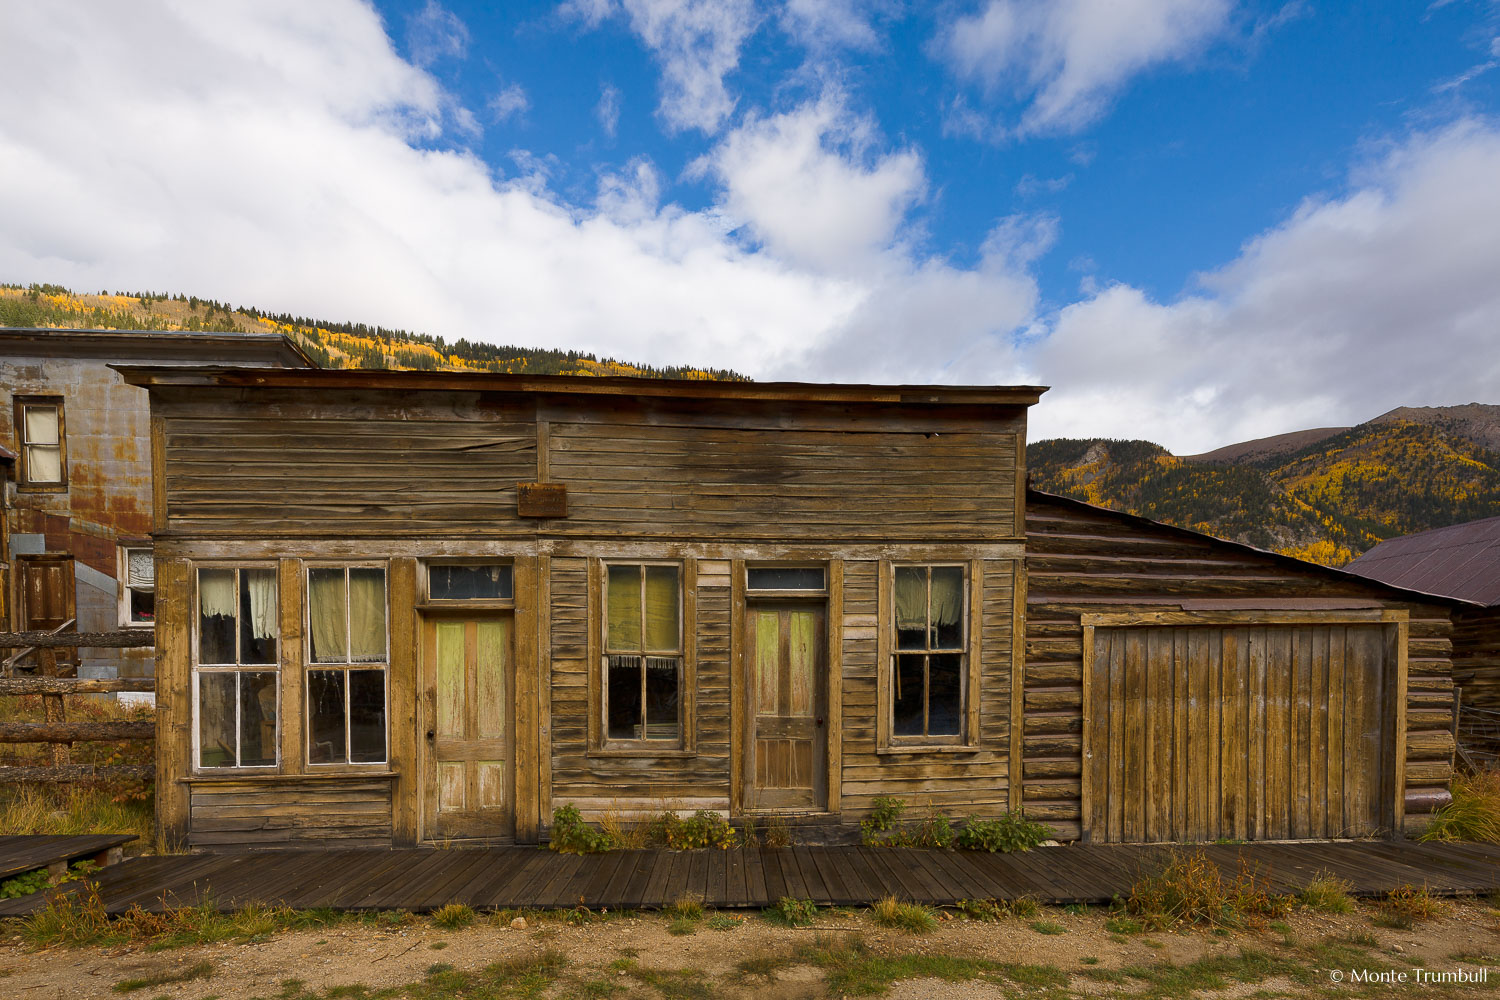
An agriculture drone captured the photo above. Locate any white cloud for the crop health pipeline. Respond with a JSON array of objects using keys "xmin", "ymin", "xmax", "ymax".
[
  {"xmin": 0, "ymin": 0, "xmax": 1037, "ymax": 386},
  {"xmin": 939, "ymin": 0, "xmax": 1234, "ymax": 135},
  {"xmin": 489, "ymin": 82, "xmax": 530, "ymax": 123},
  {"xmin": 406, "ymin": 0, "xmax": 469, "ymax": 67},
  {"xmin": 701, "ymin": 96, "xmax": 926, "ymax": 272},
  {"xmin": 779, "ymin": 0, "xmax": 884, "ymax": 53},
  {"xmin": 596, "ymin": 82, "xmax": 622, "ymax": 137},
  {"xmin": 561, "ymin": 0, "xmax": 758, "ymax": 133},
  {"xmin": 1027, "ymin": 120, "xmax": 1500, "ymax": 452}
]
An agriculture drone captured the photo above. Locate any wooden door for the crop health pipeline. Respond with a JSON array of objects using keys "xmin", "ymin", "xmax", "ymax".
[
  {"xmin": 421, "ymin": 615, "xmax": 513, "ymax": 841},
  {"xmin": 1085, "ymin": 624, "xmax": 1395, "ymax": 843},
  {"xmin": 16, "ymin": 555, "xmax": 76, "ymax": 670},
  {"xmin": 744, "ymin": 604, "xmax": 827, "ymax": 811}
]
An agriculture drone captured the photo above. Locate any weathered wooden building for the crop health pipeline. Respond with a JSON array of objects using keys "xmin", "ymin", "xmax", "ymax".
[
  {"xmin": 123, "ymin": 365, "xmax": 1460, "ymax": 849},
  {"xmin": 0, "ymin": 330, "xmax": 311, "ymax": 682},
  {"xmin": 1347, "ymin": 518, "xmax": 1499, "ymax": 762}
]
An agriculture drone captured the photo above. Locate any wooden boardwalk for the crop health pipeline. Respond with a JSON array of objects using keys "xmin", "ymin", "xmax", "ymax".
[
  {"xmin": 0, "ymin": 840, "xmax": 1496, "ymax": 916},
  {"xmin": 0, "ymin": 834, "xmax": 135, "ymax": 881}
]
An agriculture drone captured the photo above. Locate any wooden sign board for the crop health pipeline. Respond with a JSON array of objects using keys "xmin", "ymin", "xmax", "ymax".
[{"xmin": 517, "ymin": 482, "xmax": 567, "ymax": 517}]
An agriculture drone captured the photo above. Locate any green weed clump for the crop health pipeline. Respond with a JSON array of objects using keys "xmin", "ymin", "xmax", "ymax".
[
  {"xmin": 548, "ymin": 805, "xmax": 616, "ymax": 854},
  {"xmin": 430, "ymin": 903, "xmax": 475, "ymax": 929},
  {"xmin": 859, "ymin": 796, "xmax": 907, "ymax": 846},
  {"xmin": 763, "ymin": 897, "xmax": 819, "ymax": 927},
  {"xmin": 955, "ymin": 896, "xmax": 1039, "ymax": 921},
  {"xmin": 650, "ymin": 809, "xmax": 738, "ymax": 850},
  {"xmin": 1372, "ymin": 885, "xmax": 1445, "ymax": 930},
  {"xmin": 869, "ymin": 896, "xmax": 938, "ymax": 934},
  {"xmin": 955, "ymin": 813, "xmax": 1051, "ymax": 853},
  {"xmin": 1419, "ymin": 768, "xmax": 1500, "ymax": 843},
  {"xmin": 1296, "ymin": 872, "xmax": 1355, "ymax": 914}
]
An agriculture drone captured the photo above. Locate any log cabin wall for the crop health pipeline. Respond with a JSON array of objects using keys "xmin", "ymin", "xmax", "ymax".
[
  {"xmin": 139, "ymin": 372, "xmax": 1037, "ymax": 848},
  {"xmin": 1023, "ymin": 491, "xmax": 1457, "ymax": 842}
]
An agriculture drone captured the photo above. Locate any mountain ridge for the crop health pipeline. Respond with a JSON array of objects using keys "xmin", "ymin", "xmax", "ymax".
[{"xmin": 1032, "ymin": 407, "xmax": 1500, "ymax": 566}]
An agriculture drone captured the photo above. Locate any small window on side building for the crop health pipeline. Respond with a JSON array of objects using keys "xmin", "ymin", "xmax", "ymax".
[
  {"xmin": 121, "ymin": 548, "xmax": 155, "ymax": 626},
  {"xmin": 15, "ymin": 397, "xmax": 65, "ymax": 489}
]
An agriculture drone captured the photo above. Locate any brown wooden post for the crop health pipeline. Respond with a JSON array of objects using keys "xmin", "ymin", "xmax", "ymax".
[{"xmin": 38, "ymin": 647, "xmax": 69, "ymax": 767}]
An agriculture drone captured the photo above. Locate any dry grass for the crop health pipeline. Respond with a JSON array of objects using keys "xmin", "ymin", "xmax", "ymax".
[
  {"xmin": 0, "ymin": 694, "xmax": 155, "ymax": 849},
  {"xmin": 1372, "ymin": 885, "xmax": 1445, "ymax": 929},
  {"xmin": 1127, "ymin": 850, "xmax": 1291, "ymax": 930},
  {"xmin": 597, "ymin": 807, "xmax": 651, "ymax": 850},
  {"xmin": 1296, "ymin": 872, "xmax": 1355, "ymax": 914},
  {"xmin": 1420, "ymin": 768, "xmax": 1500, "ymax": 844},
  {"xmin": 869, "ymin": 896, "xmax": 938, "ymax": 934}
]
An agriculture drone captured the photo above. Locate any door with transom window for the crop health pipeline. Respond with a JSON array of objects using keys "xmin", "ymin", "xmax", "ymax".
[
  {"xmin": 420, "ymin": 613, "xmax": 513, "ymax": 841},
  {"xmin": 743, "ymin": 603, "xmax": 827, "ymax": 811}
]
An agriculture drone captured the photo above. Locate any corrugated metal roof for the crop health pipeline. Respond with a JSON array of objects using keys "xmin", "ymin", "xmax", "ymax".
[{"xmin": 1345, "ymin": 515, "xmax": 1500, "ymax": 607}]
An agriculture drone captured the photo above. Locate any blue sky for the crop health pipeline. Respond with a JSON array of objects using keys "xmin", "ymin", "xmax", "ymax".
[{"xmin": 3, "ymin": 1, "xmax": 1500, "ymax": 451}]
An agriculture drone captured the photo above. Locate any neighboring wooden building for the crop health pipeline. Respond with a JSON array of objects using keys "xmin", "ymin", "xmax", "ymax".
[
  {"xmin": 0, "ymin": 330, "xmax": 313, "ymax": 682},
  {"xmin": 1024, "ymin": 491, "xmax": 1460, "ymax": 842},
  {"xmin": 1346, "ymin": 518, "xmax": 1500, "ymax": 762},
  {"xmin": 121, "ymin": 365, "xmax": 1461, "ymax": 849}
]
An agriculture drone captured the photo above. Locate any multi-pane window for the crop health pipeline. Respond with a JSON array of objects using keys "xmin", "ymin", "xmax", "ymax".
[
  {"xmin": 16, "ymin": 397, "xmax": 64, "ymax": 488},
  {"xmin": 604, "ymin": 563, "xmax": 682, "ymax": 744},
  {"xmin": 892, "ymin": 565, "xmax": 967, "ymax": 743},
  {"xmin": 307, "ymin": 566, "xmax": 388, "ymax": 765},
  {"xmin": 121, "ymin": 548, "xmax": 155, "ymax": 626},
  {"xmin": 429, "ymin": 563, "xmax": 513, "ymax": 601},
  {"xmin": 195, "ymin": 567, "xmax": 278, "ymax": 768}
]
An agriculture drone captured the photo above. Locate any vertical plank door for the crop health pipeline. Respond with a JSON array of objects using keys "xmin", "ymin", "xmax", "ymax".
[
  {"xmin": 745, "ymin": 605, "xmax": 827, "ymax": 811},
  {"xmin": 423, "ymin": 615, "xmax": 513, "ymax": 841},
  {"xmin": 1088, "ymin": 624, "xmax": 1393, "ymax": 842}
]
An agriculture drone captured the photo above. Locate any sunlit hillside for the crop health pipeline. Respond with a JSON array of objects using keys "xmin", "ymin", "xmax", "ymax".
[
  {"xmin": 0, "ymin": 283, "xmax": 743, "ymax": 380},
  {"xmin": 1031, "ymin": 419, "xmax": 1500, "ymax": 566}
]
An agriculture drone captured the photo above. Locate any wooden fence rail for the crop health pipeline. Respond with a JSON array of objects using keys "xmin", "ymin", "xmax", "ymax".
[{"xmin": 0, "ymin": 630, "xmax": 155, "ymax": 784}]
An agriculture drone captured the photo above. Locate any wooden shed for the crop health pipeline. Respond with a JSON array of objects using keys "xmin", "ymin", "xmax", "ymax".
[
  {"xmin": 121, "ymin": 366, "xmax": 1459, "ymax": 849},
  {"xmin": 1024, "ymin": 490, "xmax": 1460, "ymax": 842}
]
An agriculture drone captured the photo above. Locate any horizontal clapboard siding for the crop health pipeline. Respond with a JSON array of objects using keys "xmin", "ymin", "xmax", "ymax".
[
  {"xmin": 188, "ymin": 779, "xmax": 394, "ymax": 849},
  {"xmin": 1025, "ymin": 493, "xmax": 1456, "ymax": 841},
  {"xmin": 547, "ymin": 557, "xmax": 730, "ymax": 816},
  {"xmin": 548, "ymin": 417, "xmax": 1021, "ymax": 541},
  {"xmin": 838, "ymin": 559, "xmax": 1013, "ymax": 816},
  {"xmin": 158, "ymin": 390, "xmax": 536, "ymax": 535}
]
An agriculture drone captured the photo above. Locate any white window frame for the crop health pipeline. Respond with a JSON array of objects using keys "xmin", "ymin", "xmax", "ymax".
[
  {"xmin": 304, "ymin": 562, "xmax": 391, "ymax": 767},
  {"xmin": 118, "ymin": 546, "xmax": 155, "ymax": 628},
  {"xmin": 191, "ymin": 562, "xmax": 280, "ymax": 772}
]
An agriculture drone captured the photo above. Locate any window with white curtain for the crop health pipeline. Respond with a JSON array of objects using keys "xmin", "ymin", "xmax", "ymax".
[
  {"xmin": 195, "ymin": 566, "xmax": 278, "ymax": 769},
  {"xmin": 603, "ymin": 562, "xmax": 682, "ymax": 745},
  {"xmin": 120, "ymin": 547, "xmax": 155, "ymax": 626},
  {"xmin": 16, "ymin": 397, "xmax": 64, "ymax": 488},
  {"xmin": 306, "ymin": 565, "xmax": 388, "ymax": 765},
  {"xmin": 892, "ymin": 564, "xmax": 968, "ymax": 744}
]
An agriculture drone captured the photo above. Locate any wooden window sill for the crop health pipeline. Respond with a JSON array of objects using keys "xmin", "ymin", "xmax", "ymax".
[
  {"xmin": 875, "ymin": 745, "xmax": 982, "ymax": 756},
  {"xmin": 182, "ymin": 770, "xmax": 398, "ymax": 783},
  {"xmin": 586, "ymin": 748, "xmax": 696, "ymax": 759}
]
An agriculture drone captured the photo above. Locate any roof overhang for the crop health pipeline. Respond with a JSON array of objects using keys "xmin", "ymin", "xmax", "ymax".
[
  {"xmin": 114, "ymin": 364, "xmax": 1049, "ymax": 407},
  {"xmin": 0, "ymin": 328, "xmax": 316, "ymax": 368},
  {"xmin": 1027, "ymin": 487, "xmax": 1486, "ymax": 611}
]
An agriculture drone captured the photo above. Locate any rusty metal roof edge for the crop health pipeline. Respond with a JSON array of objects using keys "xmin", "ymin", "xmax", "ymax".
[
  {"xmin": 110, "ymin": 364, "xmax": 1050, "ymax": 405},
  {"xmin": 1345, "ymin": 514, "xmax": 1500, "ymax": 606},
  {"xmin": 1027, "ymin": 487, "xmax": 1486, "ymax": 611}
]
